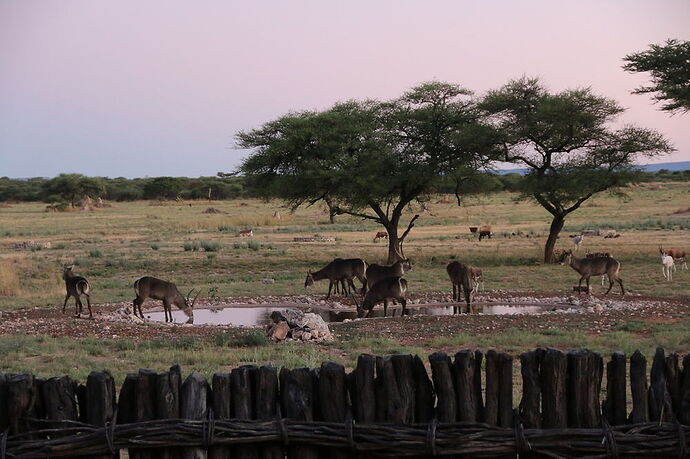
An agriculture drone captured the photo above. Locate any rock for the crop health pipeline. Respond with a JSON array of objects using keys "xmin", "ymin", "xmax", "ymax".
[
  {"xmin": 301, "ymin": 332, "xmax": 312, "ymax": 341},
  {"xmin": 268, "ymin": 321, "xmax": 290, "ymax": 340},
  {"xmin": 292, "ymin": 328, "xmax": 304, "ymax": 340}
]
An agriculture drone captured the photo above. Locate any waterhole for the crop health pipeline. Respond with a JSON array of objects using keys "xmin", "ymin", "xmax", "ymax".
[{"xmin": 147, "ymin": 302, "xmax": 563, "ymax": 326}]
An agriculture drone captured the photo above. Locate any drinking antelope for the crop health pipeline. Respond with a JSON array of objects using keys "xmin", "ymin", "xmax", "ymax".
[
  {"xmin": 446, "ymin": 261, "xmax": 475, "ymax": 314},
  {"xmin": 660, "ymin": 246, "xmax": 687, "ymax": 271},
  {"xmin": 133, "ymin": 277, "xmax": 199, "ymax": 323},
  {"xmin": 354, "ymin": 277, "xmax": 408, "ymax": 318},
  {"xmin": 364, "ymin": 259, "xmax": 412, "ymax": 295},
  {"xmin": 62, "ymin": 266, "xmax": 93, "ymax": 318},
  {"xmin": 561, "ymin": 250, "xmax": 624, "ymax": 295},
  {"xmin": 304, "ymin": 258, "xmax": 367, "ymax": 298},
  {"xmin": 373, "ymin": 231, "xmax": 388, "ymax": 242}
]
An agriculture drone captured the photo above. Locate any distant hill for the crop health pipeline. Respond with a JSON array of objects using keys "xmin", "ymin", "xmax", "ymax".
[{"xmin": 495, "ymin": 161, "xmax": 690, "ymax": 175}]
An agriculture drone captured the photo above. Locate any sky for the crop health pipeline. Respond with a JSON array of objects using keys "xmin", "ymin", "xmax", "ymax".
[{"xmin": 1, "ymin": 0, "xmax": 689, "ymax": 179}]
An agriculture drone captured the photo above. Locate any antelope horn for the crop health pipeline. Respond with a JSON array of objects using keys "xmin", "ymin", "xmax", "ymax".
[
  {"xmin": 349, "ymin": 292, "xmax": 360, "ymax": 309},
  {"xmin": 191, "ymin": 289, "xmax": 201, "ymax": 308}
]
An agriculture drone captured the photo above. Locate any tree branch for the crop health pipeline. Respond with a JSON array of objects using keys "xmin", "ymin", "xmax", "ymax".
[
  {"xmin": 399, "ymin": 214, "xmax": 420, "ymax": 242},
  {"xmin": 333, "ymin": 206, "xmax": 382, "ymax": 224}
]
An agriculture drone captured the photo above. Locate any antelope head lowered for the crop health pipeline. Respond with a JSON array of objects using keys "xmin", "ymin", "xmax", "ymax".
[{"xmin": 133, "ymin": 276, "xmax": 200, "ymax": 323}]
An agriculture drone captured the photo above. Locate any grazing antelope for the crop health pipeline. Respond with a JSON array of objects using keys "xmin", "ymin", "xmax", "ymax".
[
  {"xmin": 446, "ymin": 261, "xmax": 475, "ymax": 314},
  {"xmin": 561, "ymin": 250, "xmax": 624, "ymax": 295},
  {"xmin": 304, "ymin": 258, "xmax": 367, "ymax": 298},
  {"xmin": 660, "ymin": 246, "xmax": 687, "ymax": 270},
  {"xmin": 373, "ymin": 231, "xmax": 388, "ymax": 242},
  {"xmin": 354, "ymin": 277, "xmax": 408, "ymax": 318},
  {"xmin": 364, "ymin": 259, "xmax": 412, "ymax": 295},
  {"xmin": 469, "ymin": 267, "xmax": 483, "ymax": 293},
  {"xmin": 238, "ymin": 229, "xmax": 253, "ymax": 237},
  {"xmin": 660, "ymin": 252, "xmax": 675, "ymax": 281},
  {"xmin": 62, "ymin": 266, "xmax": 93, "ymax": 318},
  {"xmin": 133, "ymin": 277, "xmax": 199, "ymax": 323}
]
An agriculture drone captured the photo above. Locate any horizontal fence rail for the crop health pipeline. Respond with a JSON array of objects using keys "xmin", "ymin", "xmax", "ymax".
[{"xmin": 1, "ymin": 347, "xmax": 689, "ymax": 458}]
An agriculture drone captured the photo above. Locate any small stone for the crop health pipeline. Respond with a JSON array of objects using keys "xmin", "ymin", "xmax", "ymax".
[
  {"xmin": 262, "ymin": 278, "xmax": 275, "ymax": 284},
  {"xmin": 269, "ymin": 321, "xmax": 290, "ymax": 340},
  {"xmin": 301, "ymin": 332, "xmax": 312, "ymax": 341}
]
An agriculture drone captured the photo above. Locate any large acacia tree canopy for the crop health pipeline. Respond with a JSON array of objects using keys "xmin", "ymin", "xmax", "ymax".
[{"xmin": 623, "ymin": 39, "xmax": 690, "ymax": 114}]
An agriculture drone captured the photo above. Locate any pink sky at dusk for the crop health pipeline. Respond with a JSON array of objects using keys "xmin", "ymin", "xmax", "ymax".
[{"xmin": 1, "ymin": 0, "xmax": 688, "ymax": 178}]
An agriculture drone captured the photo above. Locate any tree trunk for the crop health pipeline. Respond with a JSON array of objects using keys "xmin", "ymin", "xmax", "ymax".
[
  {"xmin": 544, "ymin": 214, "xmax": 565, "ymax": 263},
  {"xmin": 385, "ymin": 226, "xmax": 406, "ymax": 264},
  {"xmin": 329, "ymin": 211, "xmax": 336, "ymax": 224},
  {"xmin": 325, "ymin": 197, "xmax": 337, "ymax": 224}
]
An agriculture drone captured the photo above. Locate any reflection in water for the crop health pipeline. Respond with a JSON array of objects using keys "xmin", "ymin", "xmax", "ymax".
[{"xmin": 148, "ymin": 303, "xmax": 555, "ymax": 326}]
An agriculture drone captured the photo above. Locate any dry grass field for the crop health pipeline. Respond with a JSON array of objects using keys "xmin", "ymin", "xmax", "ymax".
[{"xmin": 0, "ymin": 182, "xmax": 689, "ymax": 381}]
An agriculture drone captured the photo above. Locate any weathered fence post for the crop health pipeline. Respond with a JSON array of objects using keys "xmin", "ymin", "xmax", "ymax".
[
  {"xmin": 0, "ymin": 373, "xmax": 10, "ymax": 433},
  {"xmin": 391, "ymin": 354, "xmax": 416, "ymax": 423},
  {"xmin": 318, "ymin": 362, "xmax": 349, "ymax": 459},
  {"xmin": 665, "ymin": 353, "xmax": 681, "ymax": 416},
  {"xmin": 85, "ymin": 370, "xmax": 118, "ymax": 459},
  {"xmin": 567, "ymin": 350, "xmax": 602, "ymax": 428},
  {"xmin": 349, "ymin": 354, "xmax": 376, "ymax": 423},
  {"xmin": 541, "ymin": 349, "xmax": 567, "ymax": 428},
  {"xmin": 602, "ymin": 352, "xmax": 627, "ymax": 426},
  {"xmin": 519, "ymin": 349, "xmax": 541, "ymax": 428},
  {"xmin": 649, "ymin": 348, "xmax": 674, "ymax": 422},
  {"xmin": 6, "ymin": 374, "xmax": 37, "ymax": 436},
  {"xmin": 453, "ymin": 350, "xmax": 480, "ymax": 422},
  {"xmin": 485, "ymin": 350, "xmax": 499, "ymax": 426},
  {"xmin": 630, "ymin": 350, "xmax": 649, "ymax": 423},
  {"xmin": 133, "ymin": 369, "xmax": 158, "ymax": 459},
  {"xmin": 412, "ymin": 355, "xmax": 435, "ymax": 423},
  {"xmin": 41, "ymin": 376, "xmax": 78, "ymax": 436},
  {"xmin": 180, "ymin": 372, "xmax": 210, "ymax": 459},
  {"xmin": 231, "ymin": 365, "xmax": 258, "ymax": 459},
  {"xmin": 117, "ymin": 372, "xmax": 138, "ymax": 458},
  {"xmin": 157, "ymin": 365, "xmax": 182, "ymax": 459},
  {"xmin": 280, "ymin": 367, "xmax": 318, "ymax": 459},
  {"xmin": 375, "ymin": 357, "xmax": 404, "ymax": 423},
  {"xmin": 680, "ymin": 354, "xmax": 690, "ymax": 425},
  {"xmin": 428, "ymin": 352, "xmax": 456, "ymax": 422},
  {"xmin": 497, "ymin": 353, "xmax": 513, "ymax": 428},
  {"xmin": 210, "ymin": 372, "xmax": 231, "ymax": 459},
  {"xmin": 253, "ymin": 365, "xmax": 282, "ymax": 459}
]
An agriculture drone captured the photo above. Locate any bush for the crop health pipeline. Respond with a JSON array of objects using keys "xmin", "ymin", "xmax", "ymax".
[
  {"xmin": 150, "ymin": 243, "xmax": 160, "ymax": 251},
  {"xmin": 248, "ymin": 240, "xmax": 260, "ymax": 251},
  {"xmin": 200, "ymin": 240, "xmax": 222, "ymax": 252},
  {"xmin": 89, "ymin": 249, "xmax": 102, "ymax": 258}
]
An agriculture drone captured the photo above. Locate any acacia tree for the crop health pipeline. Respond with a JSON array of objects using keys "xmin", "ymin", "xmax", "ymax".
[
  {"xmin": 481, "ymin": 77, "xmax": 672, "ymax": 263},
  {"xmin": 42, "ymin": 174, "xmax": 106, "ymax": 207},
  {"xmin": 623, "ymin": 39, "xmax": 690, "ymax": 114},
  {"xmin": 237, "ymin": 82, "xmax": 498, "ymax": 263}
]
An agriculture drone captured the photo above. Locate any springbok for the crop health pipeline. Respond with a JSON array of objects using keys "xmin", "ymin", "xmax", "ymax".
[
  {"xmin": 133, "ymin": 277, "xmax": 199, "ymax": 323},
  {"xmin": 364, "ymin": 259, "xmax": 412, "ymax": 294},
  {"xmin": 561, "ymin": 250, "xmax": 624, "ymax": 295},
  {"xmin": 62, "ymin": 266, "xmax": 93, "ymax": 318},
  {"xmin": 660, "ymin": 246, "xmax": 687, "ymax": 270},
  {"xmin": 238, "ymin": 229, "xmax": 253, "ymax": 237},
  {"xmin": 446, "ymin": 261, "xmax": 475, "ymax": 314},
  {"xmin": 570, "ymin": 234, "xmax": 584, "ymax": 252},
  {"xmin": 354, "ymin": 277, "xmax": 408, "ymax": 318},
  {"xmin": 661, "ymin": 252, "xmax": 675, "ymax": 281},
  {"xmin": 373, "ymin": 231, "xmax": 388, "ymax": 242},
  {"xmin": 304, "ymin": 258, "xmax": 367, "ymax": 298},
  {"xmin": 469, "ymin": 267, "xmax": 483, "ymax": 293}
]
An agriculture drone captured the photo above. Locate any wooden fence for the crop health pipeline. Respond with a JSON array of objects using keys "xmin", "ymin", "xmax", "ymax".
[{"xmin": 1, "ymin": 347, "xmax": 689, "ymax": 458}]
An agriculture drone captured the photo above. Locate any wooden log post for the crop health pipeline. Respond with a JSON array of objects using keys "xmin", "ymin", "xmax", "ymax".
[
  {"xmin": 132, "ymin": 369, "xmax": 158, "ymax": 459},
  {"xmin": 280, "ymin": 367, "xmax": 318, "ymax": 459},
  {"xmin": 180, "ymin": 372, "xmax": 210, "ymax": 459},
  {"xmin": 375, "ymin": 357, "xmax": 405, "ymax": 423},
  {"xmin": 231, "ymin": 365, "xmax": 258, "ymax": 459},
  {"xmin": 6, "ymin": 374, "xmax": 36, "ymax": 436},
  {"xmin": 602, "ymin": 352, "xmax": 627, "ymax": 426},
  {"xmin": 85, "ymin": 371, "xmax": 118, "ymax": 459},
  {"xmin": 41, "ymin": 376, "xmax": 78, "ymax": 432},
  {"xmin": 318, "ymin": 362, "xmax": 349, "ymax": 459},
  {"xmin": 665, "ymin": 353, "xmax": 681, "ymax": 416},
  {"xmin": 253, "ymin": 365, "xmax": 282, "ymax": 459},
  {"xmin": 0, "ymin": 373, "xmax": 13, "ymax": 433},
  {"xmin": 349, "ymin": 354, "xmax": 376, "ymax": 423},
  {"xmin": 453, "ymin": 350, "xmax": 479, "ymax": 422},
  {"xmin": 412, "ymin": 355, "xmax": 435, "ymax": 423},
  {"xmin": 474, "ymin": 350, "xmax": 484, "ymax": 422},
  {"xmin": 540, "ymin": 349, "xmax": 567, "ymax": 428},
  {"xmin": 210, "ymin": 372, "xmax": 231, "ymax": 459},
  {"xmin": 391, "ymin": 354, "xmax": 416, "ymax": 423},
  {"xmin": 157, "ymin": 366, "xmax": 182, "ymax": 459},
  {"xmin": 680, "ymin": 354, "xmax": 690, "ymax": 425},
  {"xmin": 629, "ymin": 350, "xmax": 649, "ymax": 423},
  {"xmin": 484, "ymin": 350, "xmax": 499, "ymax": 426},
  {"xmin": 497, "ymin": 353, "xmax": 513, "ymax": 428},
  {"xmin": 649, "ymin": 348, "xmax": 674, "ymax": 422},
  {"xmin": 567, "ymin": 350, "xmax": 602, "ymax": 428},
  {"xmin": 519, "ymin": 350, "xmax": 541, "ymax": 428},
  {"xmin": 428, "ymin": 352, "xmax": 456, "ymax": 422}
]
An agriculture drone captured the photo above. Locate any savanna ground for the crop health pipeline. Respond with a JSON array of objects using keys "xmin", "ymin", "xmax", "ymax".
[{"xmin": 0, "ymin": 182, "xmax": 689, "ymax": 390}]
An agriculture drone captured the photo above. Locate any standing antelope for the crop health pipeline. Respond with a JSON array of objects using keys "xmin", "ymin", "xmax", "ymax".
[
  {"xmin": 373, "ymin": 231, "xmax": 388, "ymax": 242},
  {"xmin": 570, "ymin": 234, "xmax": 584, "ymax": 252},
  {"xmin": 355, "ymin": 277, "xmax": 408, "ymax": 318},
  {"xmin": 62, "ymin": 266, "xmax": 93, "ymax": 318},
  {"xmin": 660, "ymin": 246, "xmax": 687, "ymax": 270},
  {"xmin": 561, "ymin": 250, "xmax": 624, "ymax": 295},
  {"xmin": 364, "ymin": 259, "xmax": 412, "ymax": 294},
  {"xmin": 304, "ymin": 258, "xmax": 367, "ymax": 298},
  {"xmin": 660, "ymin": 250, "xmax": 675, "ymax": 281},
  {"xmin": 586, "ymin": 252, "xmax": 612, "ymax": 286},
  {"xmin": 446, "ymin": 261, "xmax": 475, "ymax": 314},
  {"xmin": 133, "ymin": 277, "xmax": 199, "ymax": 323},
  {"xmin": 469, "ymin": 267, "xmax": 483, "ymax": 293}
]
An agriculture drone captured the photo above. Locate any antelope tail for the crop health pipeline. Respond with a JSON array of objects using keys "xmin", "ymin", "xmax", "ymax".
[
  {"xmin": 134, "ymin": 278, "xmax": 140, "ymax": 297},
  {"xmin": 77, "ymin": 280, "xmax": 90, "ymax": 295}
]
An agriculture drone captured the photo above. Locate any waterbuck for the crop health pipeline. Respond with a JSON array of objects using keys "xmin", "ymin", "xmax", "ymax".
[
  {"xmin": 363, "ymin": 259, "xmax": 412, "ymax": 295},
  {"xmin": 62, "ymin": 266, "xmax": 92, "ymax": 318},
  {"xmin": 446, "ymin": 261, "xmax": 475, "ymax": 314},
  {"xmin": 304, "ymin": 258, "xmax": 367, "ymax": 298},
  {"xmin": 354, "ymin": 277, "xmax": 408, "ymax": 318},
  {"xmin": 133, "ymin": 277, "xmax": 199, "ymax": 323},
  {"xmin": 561, "ymin": 250, "xmax": 625, "ymax": 295}
]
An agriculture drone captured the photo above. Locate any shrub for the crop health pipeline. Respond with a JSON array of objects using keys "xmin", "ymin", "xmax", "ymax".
[
  {"xmin": 201, "ymin": 240, "xmax": 222, "ymax": 252},
  {"xmin": 248, "ymin": 240, "xmax": 260, "ymax": 251},
  {"xmin": 89, "ymin": 249, "xmax": 102, "ymax": 258},
  {"xmin": 150, "ymin": 243, "xmax": 160, "ymax": 251}
]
